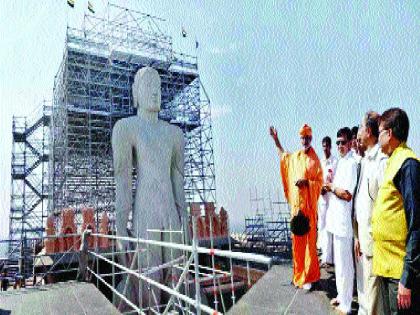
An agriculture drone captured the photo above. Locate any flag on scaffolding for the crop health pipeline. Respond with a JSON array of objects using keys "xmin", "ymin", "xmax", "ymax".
[
  {"xmin": 88, "ymin": 1, "xmax": 95, "ymax": 13},
  {"xmin": 181, "ymin": 27, "xmax": 187, "ymax": 38},
  {"xmin": 67, "ymin": 0, "xmax": 75, "ymax": 8}
]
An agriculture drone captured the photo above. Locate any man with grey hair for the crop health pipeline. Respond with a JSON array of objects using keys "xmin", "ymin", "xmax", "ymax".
[{"xmin": 353, "ymin": 111, "xmax": 387, "ymax": 314}]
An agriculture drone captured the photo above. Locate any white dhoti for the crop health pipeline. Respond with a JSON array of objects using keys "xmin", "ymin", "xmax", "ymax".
[
  {"xmin": 321, "ymin": 230, "xmax": 333, "ymax": 264},
  {"xmin": 333, "ymin": 234, "xmax": 354, "ymax": 314},
  {"xmin": 356, "ymin": 254, "xmax": 367, "ymax": 315},
  {"xmin": 356, "ymin": 254, "xmax": 382, "ymax": 315},
  {"xmin": 318, "ymin": 202, "xmax": 333, "ymax": 264}
]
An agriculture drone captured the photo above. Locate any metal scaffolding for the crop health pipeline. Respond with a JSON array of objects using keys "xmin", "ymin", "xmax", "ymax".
[
  {"xmin": 8, "ymin": 104, "xmax": 51, "ymax": 274},
  {"xmin": 8, "ymin": 4, "xmax": 216, "ymax": 255},
  {"xmin": 9, "ymin": 104, "xmax": 51, "ymax": 242},
  {"xmin": 51, "ymin": 4, "xmax": 216, "ymax": 216},
  {"xmin": 242, "ymin": 190, "xmax": 291, "ymax": 259}
]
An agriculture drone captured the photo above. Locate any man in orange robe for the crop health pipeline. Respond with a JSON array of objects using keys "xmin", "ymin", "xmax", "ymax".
[{"xmin": 270, "ymin": 124, "xmax": 323, "ymax": 289}]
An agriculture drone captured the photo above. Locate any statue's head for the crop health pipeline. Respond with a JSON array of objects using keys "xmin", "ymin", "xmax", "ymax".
[{"xmin": 132, "ymin": 67, "xmax": 161, "ymax": 113}]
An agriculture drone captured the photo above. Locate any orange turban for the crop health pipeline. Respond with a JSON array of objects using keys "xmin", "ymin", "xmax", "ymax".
[{"xmin": 299, "ymin": 124, "xmax": 312, "ymax": 137}]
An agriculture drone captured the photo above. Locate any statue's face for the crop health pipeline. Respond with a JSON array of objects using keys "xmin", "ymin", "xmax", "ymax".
[{"xmin": 132, "ymin": 67, "xmax": 161, "ymax": 112}]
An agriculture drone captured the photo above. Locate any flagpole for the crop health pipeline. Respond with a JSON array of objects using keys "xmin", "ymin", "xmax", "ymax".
[{"xmin": 195, "ymin": 37, "xmax": 199, "ymax": 71}]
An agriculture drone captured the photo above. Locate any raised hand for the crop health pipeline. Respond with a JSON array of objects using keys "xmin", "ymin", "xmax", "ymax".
[
  {"xmin": 269, "ymin": 126, "xmax": 284, "ymax": 154},
  {"xmin": 269, "ymin": 126, "xmax": 278, "ymax": 139}
]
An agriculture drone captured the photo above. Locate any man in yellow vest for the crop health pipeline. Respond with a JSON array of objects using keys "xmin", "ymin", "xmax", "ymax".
[{"xmin": 372, "ymin": 107, "xmax": 420, "ymax": 315}]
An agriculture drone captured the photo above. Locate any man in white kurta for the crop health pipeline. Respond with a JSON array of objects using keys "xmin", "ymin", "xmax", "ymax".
[
  {"xmin": 318, "ymin": 136, "xmax": 338, "ymax": 266},
  {"xmin": 325, "ymin": 127, "xmax": 358, "ymax": 315},
  {"xmin": 353, "ymin": 112, "xmax": 387, "ymax": 315}
]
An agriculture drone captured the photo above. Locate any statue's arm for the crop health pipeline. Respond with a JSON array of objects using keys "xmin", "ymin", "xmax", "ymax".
[
  {"xmin": 112, "ymin": 121, "xmax": 132, "ymax": 240},
  {"xmin": 171, "ymin": 129, "xmax": 188, "ymax": 232}
]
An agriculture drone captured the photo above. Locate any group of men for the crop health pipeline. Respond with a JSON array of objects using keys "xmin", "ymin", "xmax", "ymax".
[{"xmin": 270, "ymin": 107, "xmax": 419, "ymax": 315}]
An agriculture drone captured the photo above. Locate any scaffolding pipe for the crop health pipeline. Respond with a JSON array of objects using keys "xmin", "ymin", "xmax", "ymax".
[
  {"xmin": 88, "ymin": 250, "xmax": 220, "ymax": 315},
  {"xmin": 191, "ymin": 218, "xmax": 201, "ymax": 315},
  {"xmin": 88, "ymin": 266, "xmax": 145, "ymax": 315},
  {"xmin": 91, "ymin": 233, "xmax": 272, "ymax": 266}
]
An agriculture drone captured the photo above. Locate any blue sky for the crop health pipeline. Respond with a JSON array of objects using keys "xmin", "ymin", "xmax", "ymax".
[{"xmin": 1, "ymin": 1, "xmax": 419, "ymax": 238}]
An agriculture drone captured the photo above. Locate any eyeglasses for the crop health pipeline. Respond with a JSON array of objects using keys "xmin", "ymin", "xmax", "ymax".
[{"xmin": 336, "ymin": 140, "xmax": 347, "ymax": 145}]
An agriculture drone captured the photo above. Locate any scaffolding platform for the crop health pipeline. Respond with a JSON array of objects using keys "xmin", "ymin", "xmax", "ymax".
[{"xmin": 0, "ymin": 281, "xmax": 120, "ymax": 315}]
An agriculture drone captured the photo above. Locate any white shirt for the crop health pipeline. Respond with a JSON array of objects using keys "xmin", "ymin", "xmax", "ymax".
[
  {"xmin": 351, "ymin": 149, "xmax": 362, "ymax": 163},
  {"xmin": 354, "ymin": 144, "xmax": 387, "ymax": 256},
  {"xmin": 326, "ymin": 151, "xmax": 358, "ymax": 238},
  {"xmin": 318, "ymin": 155, "xmax": 338, "ymax": 206}
]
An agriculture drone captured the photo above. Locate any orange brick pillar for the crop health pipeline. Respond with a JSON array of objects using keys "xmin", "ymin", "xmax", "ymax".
[
  {"xmin": 59, "ymin": 208, "xmax": 77, "ymax": 252},
  {"xmin": 219, "ymin": 207, "xmax": 229, "ymax": 237},
  {"xmin": 190, "ymin": 203, "xmax": 205, "ymax": 239},
  {"xmin": 98, "ymin": 212, "xmax": 110, "ymax": 249},
  {"xmin": 205, "ymin": 203, "xmax": 219, "ymax": 238},
  {"xmin": 45, "ymin": 215, "xmax": 58, "ymax": 254}
]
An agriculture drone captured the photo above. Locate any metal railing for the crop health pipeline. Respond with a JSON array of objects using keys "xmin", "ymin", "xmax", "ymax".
[
  {"xmin": 2, "ymin": 219, "xmax": 272, "ymax": 314},
  {"xmin": 75, "ymin": 218, "xmax": 272, "ymax": 315}
]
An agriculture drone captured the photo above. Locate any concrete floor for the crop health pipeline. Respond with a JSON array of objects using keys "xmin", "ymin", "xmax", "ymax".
[
  {"xmin": 0, "ymin": 281, "xmax": 120, "ymax": 315},
  {"xmin": 228, "ymin": 263, "xmax": 358, "ymax": 315}
]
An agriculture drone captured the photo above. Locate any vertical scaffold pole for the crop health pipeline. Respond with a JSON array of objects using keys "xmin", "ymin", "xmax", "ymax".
[
  {"xmin": 96, "ymin": 229, "xmax": 99, "ymax": 289},
  {"xmin": 137, "ymin": 224, "xmax": 142, "ymax": 312},
  {"xmin": 191, "ymin": 218, "xmax": 201, "ymax": 315},
  {"xmin": 208, "ymin": 208, "xmax": 218, "ymax": 312},
  {"xmin": 228, "ymin": 216, "xmax": 236, "ymax": 305},
  {"xmin": 112, "ymin": 220, "xmax": 116, "ymax": 305}
]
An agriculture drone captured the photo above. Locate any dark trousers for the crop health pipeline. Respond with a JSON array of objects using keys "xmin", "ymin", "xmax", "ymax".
[{"xmin": 380, "ymin": 277, "xmax": 420, "ymax": 315}]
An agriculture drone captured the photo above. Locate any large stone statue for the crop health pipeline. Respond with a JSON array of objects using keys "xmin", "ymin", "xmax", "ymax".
[{"xmin": 112, "ymin": 67, "xmax": 187, "ymax": 308}]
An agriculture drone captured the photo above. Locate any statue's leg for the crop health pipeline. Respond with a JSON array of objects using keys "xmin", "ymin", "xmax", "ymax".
[
  {"xmin": 143, "ymin": 230, "xmax": 164, "ymax": 312},
  {"xmin": 116, "ymin": 242, "xmax": 140, "ymax": 312},
  {"xmin": 161, "ymin": 221, "xmax": 198, "ymax": 312}
]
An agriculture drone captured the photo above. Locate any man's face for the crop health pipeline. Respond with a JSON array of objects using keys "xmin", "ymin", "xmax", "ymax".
[
  {"xmin": 336, "ymin": 135, "xmax": 350, "ymax": 157},
  {"xmin": 356, "ymin": 134, "xmax": 365, "ymax": 157},
  {"xmin": 378, "ymin": 122, "xmax": 392, "ymax": 156},
  {"xmin": 322, "ymin": 142, "xmax": 331, "ymax": 157},
  {"xmin": 300, "ymin": 135, "xmax": 312, "ymax": 150},
  {"xmin": 351, "ymin": 136, "xmax": 358, "ymax": 151},
  {"xmin": 358, "ymin": 120, "xmax": 369, "ymax": 152}
]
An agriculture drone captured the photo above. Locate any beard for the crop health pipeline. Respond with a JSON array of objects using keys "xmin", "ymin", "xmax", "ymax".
[{"xmin": 303, "ymin": 144, "xmax": 311, "ymax": 151}]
